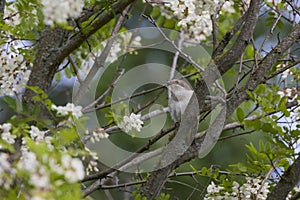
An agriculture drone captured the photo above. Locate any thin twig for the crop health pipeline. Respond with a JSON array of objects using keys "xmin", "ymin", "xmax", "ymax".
[
  {"xmin": 74, "ymin": 5, "xmax": 130, "ymax": 103},
  {"xmin": 170, "ymin": 30, "xmax": 185, "ymax": 80},
  {"xmin": 68, "ymin": 55, "xmax": 84, "ymax": 83},
  {"xmin": 87, "ymin": 84, "xmax": 166, "ymax": 112},
  {"xmin": 82, "ymin": 125, "xmax": 176, "ymax": 182},
  {"xmin": 83, "ymin": 69, "xmax": 125, "ymax": 112},
  {"xmin": 218, "ymin": 130, "xmax": 255, "ymax": 141},
  {"xmin": 143, "ymin": 14, "xmax": 205, "ymax": 72},
  {"xmin": 268, "ymin": 58, "xmax": 300, "ymax": 80}
]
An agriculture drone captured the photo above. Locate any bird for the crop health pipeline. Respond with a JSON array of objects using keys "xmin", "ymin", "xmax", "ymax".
[{"xmin": 167, "ymin": 79, "xmax": 194, "ymax": 123}]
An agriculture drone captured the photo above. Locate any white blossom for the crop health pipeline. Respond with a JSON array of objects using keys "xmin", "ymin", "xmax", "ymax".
[
  {"xmin": 222, "ymin": 1, "xmax": 235, "ymax": 13},
  {"xmin": 0, "ymin": 153, "xmax": 15, "ymax": 189},
  {"xmin": 119, "ymin": 113, "xmax": 144, "ymax": 133},
  {"xmin": 84, "ymin": 147, "xmax": 99, "ymax": 175},
  {"xmin": 0, "ymin": 47, "xmax": 31, "ymax": 96},
  {"xmin": 1, "ymin": 132, "xmax": 16, "ymax": 144},
  {"xmin": 31, "ymin": 197, "xmax": 46, "ymax": 200},
  {"xmin": 41, "ymin": 0, "xmax": 84, "ymax": 26},
  {"xmin": 1, "ymin": 123, "xmax": 16, "ymax": 144},
  {"xmin": 206, "ymin": 181, "xmax": 224, "ymax": 194},
  {"xmin": 52, "ymin": 103, "xmax": 83, "ymax": 119},
  {"xmin": 157, "ymin": 0, "xmax": 235, "ymax": 42},
  {"xmin": 61, "ymin": 155, "xmax": 85, "ymax": 183},
  {"xmin": 29, "ymin": 167, "xmax": 50, "ymax": 189},
  {"xmin": 87, "ymin": 127, "xmax": 109, "ymax": 143},
  {"xmin": 3, "ymin": 3, "xmax": 20, "ymax": 26},
  {"xmin": 0, "ymin": 123, "xmax": 12, "ymax": 133},
  {"xmin": 30, "ymin": 126, "xmax": 46, "ymax": 141},
  {"xmin": 29, "ymin": 126, "xmax": 53, "ymax": 150},
  {"xmin": 49, "ymin": 158, "xmax": 64, "ymax": 175},
  {"xmin": 205, "ymin": 177, "xmax": 270, "ymax": 200},
  {"xmin": 18, "ymin": 151, "xmax": 40, "ymax": 173}
]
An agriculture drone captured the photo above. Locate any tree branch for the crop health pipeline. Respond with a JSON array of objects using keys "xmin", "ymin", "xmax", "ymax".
[
  {"xmin": 0, "ymin": 0, "xmax": 5, "ymax": 20},
  {"xmin": 215, "ymin": 0, "xmax": 262, "ymax": 75},
  {"xmin": 267, "ymin": 155, "xmax": 300, "ymax": 200}
]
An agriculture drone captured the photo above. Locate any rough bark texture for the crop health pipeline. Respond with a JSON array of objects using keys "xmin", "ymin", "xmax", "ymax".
[
  {"xmin": 24, "ymin": 27, "xmax": 66, "ymax": 105},
  {"xmin": 0, "ymin": 0, "xmax": 5, "ymax": 20},
  {"xmin": 267, "ymin": 155, "xmax": 300, "ymax": 200}
]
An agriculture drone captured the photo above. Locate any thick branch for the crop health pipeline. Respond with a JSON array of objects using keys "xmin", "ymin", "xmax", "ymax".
[
  {"xmin": 212, "ymin": 3, "xmax": 249, "ymax": 58},
  {"xmin": 215, "ymin": 0, "xmax": 262, "ymax": 75},
  {"xmin": 0, "ymin": 0, "xmax": 5, "ymax": 20},
  {"xmin": 24, "ymin": 27, "xmax": 66, "ymax": 105},
  {"xmin": 195, "ymin": 0, "xmax": 262, "ymax": 110},
  {"xmin": 267, "ymin": 155, "xmax": 300, "ymax": 200}
]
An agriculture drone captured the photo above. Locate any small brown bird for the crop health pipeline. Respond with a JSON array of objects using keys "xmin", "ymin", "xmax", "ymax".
[{"xmin": 167, "ymin": 79, "xmax": 194, "ymax": 122}]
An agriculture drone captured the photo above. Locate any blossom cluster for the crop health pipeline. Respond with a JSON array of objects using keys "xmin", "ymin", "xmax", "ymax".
[
  {"xmin": 0, "ymin": 47, "xmax": 31, "ymax": 97},
  {"xmin": 51, "ymin": 103, "xmax": 83, "ymax": 119},
  {"xmin": 0, "ymin": 153, "xmax": 16, "ymax": 189},
  {"xmin": 119, "ymin": 113, "xmax": 144, "ymax": 133},
  {"xmin": 0, "ymin": 123, "xmax": 16, "ymax": 144},
  {"xmin": 0, "ymin": 120, "xmax": 87, "ymax": 199},
  {"xmin": 41, "ymin": 0, "xmax": 84, "ymax": 26},
  {"xmin": 17, "ymin": 151, "xmax": 85, "ymax": 199},
  {"xmin": 205, "ymin": 177, "xmax": 270, "ymax": 199},
  {"xmin": 84, "ymin": 147, "xmax": 100, "ymax": 175},
  {"xmin": 18, "ymin": 151, "xmax": 51, "ymax": 196},
  {"xmin": 156, "ymin": 0, "xmax": 235, "ymax": 42},
  {"xmin": 60, "ymin": 154, "xmax": 85, "ymax": 183},
  {"xmin": 86, "ymin": 127, "xmax": 109, "ymax": 143},
  {"xmin": 29, "ymin": 126, "xmax": 54, "ymax": 150}
]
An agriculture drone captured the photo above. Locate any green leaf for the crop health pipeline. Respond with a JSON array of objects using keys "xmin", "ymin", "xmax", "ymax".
[
  {"xmin": 32, "ymin": 105, "xmax": 41, "ymax": 116},
  {"xmin": 65, "ymin": 67, "xmax": 72, "ymax": 79},
  {"xmin": 58, "ymin": 128, "xmax": 80, "ymax": 145},
  {"xmin": 245, "ymin": 119, "xmax": 261, "ymax": 130},
  {"xmin": 277, "ymin": 19, "xmax": 284, "ymax": 29},
  {"xmin": 246, "ymin": 90, "xmax": 255, "ymax": 100},
  {"xmin": 55, "ymin": 72, "xmax": 61, "ymax": 82},
  {"xmin": 201, "ymin": 167, "xmax": 207, "ymax": 175},
  {"xmin": 254, "ymin": 84, "xmax": 266, "ymax": 95},
  {"xmin": 261, "ymin": 123, "xmax": 274, "ymax": 133},
  {"xmin": 164, "ymin": 18, "xmax": 175, "ymax": 29},
  {"xmin": 278, "ymin": 96, "xmax": 287, "ymax": 110},
  {"xmin": 4, "ymin": 96, "xmax": 17, "ymax": 111},
  {"xmin": 278, "ymin": 96, "xmax": 290, "ymax": 116},
  {"xmin": 151, "ymin": 6, "xmax": 161, "ymax": 18},
  {"xmin": 237, "ymin": 162, "xmax": 247, "ymax": 172},
  {"xmin": 236, "ymin": 108, "xmax": 245, "ymax": 123},
  {"xmin": 219, "ymin": 174, "xmax": 227, "ymax": 181},
  {"xmin": 272, "ymin": 94, "xmax": 281, "ymax": 104}
]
